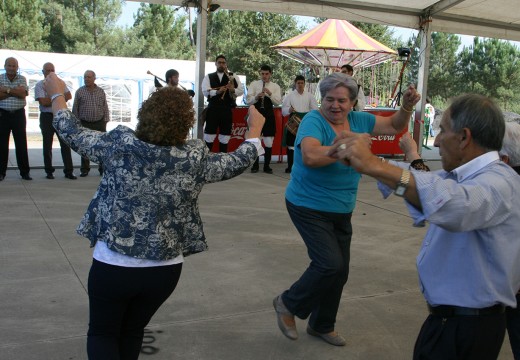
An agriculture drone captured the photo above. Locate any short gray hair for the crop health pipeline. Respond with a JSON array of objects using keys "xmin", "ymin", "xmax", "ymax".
[
  {"xmin": 319, "ymin": 72, "xmax": 358, "ymax": 102},
  {"xmin": 448, "ymin": 94, "xmax": 505, "ymax": 151},
  {"xmin": 499, "ymin": 122, "xmax": 520, "ymax": 167},
  {"xmin": 84, "ymin": 70, "xmax": 96, "ymax": 78}
]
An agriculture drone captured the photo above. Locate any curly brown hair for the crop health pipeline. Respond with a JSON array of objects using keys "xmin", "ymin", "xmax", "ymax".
[{"xmin": 135, "ymin": 87, "xmax": 195, "ymax": 146}]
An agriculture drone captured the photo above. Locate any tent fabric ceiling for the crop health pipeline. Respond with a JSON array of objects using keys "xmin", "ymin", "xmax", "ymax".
[{"xmin": 137, "ymin": 0, "xmax": 520, "ymax": 42}]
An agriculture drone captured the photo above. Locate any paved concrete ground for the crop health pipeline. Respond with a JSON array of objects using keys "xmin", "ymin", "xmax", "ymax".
[{"xmin": 0, "ymin": 135, "xmax": 514, "ymax": 359}]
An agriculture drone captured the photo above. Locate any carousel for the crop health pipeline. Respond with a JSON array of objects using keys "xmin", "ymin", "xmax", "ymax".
[
  {"xmin": 224, "ymin": 19, "xmax": 412, "ymax": 156},
  {"xmin": 272, "ymin": 19, "xmax": 412, "ymax": 155}
]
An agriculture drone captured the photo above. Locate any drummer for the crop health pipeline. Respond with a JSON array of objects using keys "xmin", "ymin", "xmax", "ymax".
[{"xmin": 281, "ymin": 75, "xmax": 319, "ymax": 173}]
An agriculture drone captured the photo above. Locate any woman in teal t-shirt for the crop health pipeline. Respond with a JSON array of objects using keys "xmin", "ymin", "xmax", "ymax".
[{"xmin": 273, "ymin": 72, "xmax": 421, "ymax": 345}]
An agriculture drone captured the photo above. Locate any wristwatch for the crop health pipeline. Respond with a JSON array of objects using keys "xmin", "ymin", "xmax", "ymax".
[
  {"xmin": 395, "ymin": 169, "xmax": 410, "ymax": 197},
  {"xmin": 6, "ymin": 88, "xmax": 10, "ymax": 95}
]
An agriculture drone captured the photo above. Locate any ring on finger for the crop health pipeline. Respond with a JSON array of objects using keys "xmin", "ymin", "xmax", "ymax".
[{"xmin": 338, "ymin": 143, "xmax": 347, "ymax": 150}]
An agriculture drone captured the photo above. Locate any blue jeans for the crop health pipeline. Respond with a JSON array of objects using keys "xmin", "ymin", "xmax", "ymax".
[{"xmin": 282, "ymin": 199, "xmax": 352, "ymax": 333}]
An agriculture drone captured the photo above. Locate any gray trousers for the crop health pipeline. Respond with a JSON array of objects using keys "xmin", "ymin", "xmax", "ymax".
[{"xmin": 80, "ymin": 119, "xmax": 107, "ymax": 173}]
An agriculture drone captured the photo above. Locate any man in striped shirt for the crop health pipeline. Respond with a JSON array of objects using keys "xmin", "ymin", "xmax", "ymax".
[
  {"xmin": 72, "ymin": 70, "xmax": 110, "ymax": 177},
  {"xmin": 0, "ymin": 57, "xmax": 31, "ymax": 181},
  {"xmin": 332, "ymin": 94, "xmax": 520, "ymax": 360}
]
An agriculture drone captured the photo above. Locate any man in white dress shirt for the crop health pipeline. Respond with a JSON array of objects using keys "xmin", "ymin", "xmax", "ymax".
[
  {"xmin": 281, "ymin": 75, "xmax": 318, "ymax": 173},
  {"xmin": 246, "ymin": 65, "xmax": 282, "ymax": 173}
]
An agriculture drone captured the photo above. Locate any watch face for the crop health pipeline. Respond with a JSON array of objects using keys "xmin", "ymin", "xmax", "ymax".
[{"xmin": 395, "ymin": 185, "xmax": 406, "ymax": 197}]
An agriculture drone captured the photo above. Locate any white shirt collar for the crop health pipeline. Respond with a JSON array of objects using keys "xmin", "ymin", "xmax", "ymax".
[{"xmin": 452, "ymin": 151, "xmax": 500, "ymax": 182}]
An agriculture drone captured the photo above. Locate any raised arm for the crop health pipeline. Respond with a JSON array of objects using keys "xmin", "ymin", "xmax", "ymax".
[
  {"xmin": 202, "ymin": 106, "xmax": 265, "ymax": 182},
  {"xmin": 45, "ymin": 72, "xmax": 109, "ymax": 162},
  {"xmin": 372, "ymin": 85, "xmax": 420, "ymax": 135}
]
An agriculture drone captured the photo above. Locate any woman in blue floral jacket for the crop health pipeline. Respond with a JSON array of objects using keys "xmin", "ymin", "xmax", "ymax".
[{"xmin": 45, "ymin": 72, "xmax": 265, "ymax": 359}]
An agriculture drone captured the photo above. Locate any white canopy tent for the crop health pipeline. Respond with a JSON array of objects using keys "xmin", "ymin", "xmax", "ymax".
[
  {"xmin": 0, "ymin": 49, "xmax": 227, "ymax": 133},
  {"xmin": 139, "ymin": 0, "xmax": 520, "ymax": 42},
  {"xmin": 133, "ymin": 0, "xmax": 520, "ymax": 146}
]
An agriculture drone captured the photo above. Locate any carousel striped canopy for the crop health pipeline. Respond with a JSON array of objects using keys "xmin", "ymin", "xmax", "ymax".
[{"xmin": 272, "ymin": 19, "xmax": 397, "ymax": 69}]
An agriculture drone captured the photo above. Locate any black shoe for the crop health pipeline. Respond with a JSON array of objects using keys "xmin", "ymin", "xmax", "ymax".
[
  {"xmin": 21, "ymin": 174, "xmax": 32, "ymax": 180},
  {"xmin": 251, "ymin": 167, "xmax": 259, "ymax": 173},
  {"xmin": 65, "ymin": 173, "xmax": 78, "ymax": 180},
  {"xmin": 99, "ymin": 169, "xmax": 103, "ymax": 176},
  {"xmin": 263, "ymin": 167, "xmax": 273, "ymax": 174},
  {"xmin": 285, "ymin": 168, "xmax": 291, "ymax": 174},
  {"xmin": 80, "ymin": 172, "xmax": 89, "ymax": 177},
  {"xmin": 0, "ymin": 174, "xmax": 4, "ymax": 181},
  {"xmin": 46, "ymin": 173, "xmax": 55, "ymax": 179}
]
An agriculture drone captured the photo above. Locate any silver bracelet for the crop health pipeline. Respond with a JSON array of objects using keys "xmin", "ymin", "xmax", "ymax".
[{"xmin": 50, "ymin": 93, "xmax": 64, "ymax": 102}]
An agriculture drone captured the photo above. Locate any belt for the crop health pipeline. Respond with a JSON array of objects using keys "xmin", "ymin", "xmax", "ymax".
[
  {"xmin": 427, "ymin": 303, "xmax": 505, "ymax": 317},
  {"xmin": 0, "ymin": 107, "xmax": 24, "ymax": 114},
  {"xmin": 81, "ymin": 119, "xmax": 104, "ymax": 123}
]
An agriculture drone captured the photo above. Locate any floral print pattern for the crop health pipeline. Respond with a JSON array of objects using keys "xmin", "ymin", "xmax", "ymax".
[{"xmin": 54, "ymin": 109, "xmax": 258, "ymax": 260}]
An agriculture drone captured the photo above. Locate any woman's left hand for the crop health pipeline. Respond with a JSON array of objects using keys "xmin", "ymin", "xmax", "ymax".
[
  {"xmin": 401, "ymin": 85, "xmax": 421, "ymax": 110},
  {"xmin": 399, "ymin": 132, "xmax": 421, "ymax": 161},
  {"xmin": 43, "ymin": 72, "xmax": 67, "ymax": 97}
]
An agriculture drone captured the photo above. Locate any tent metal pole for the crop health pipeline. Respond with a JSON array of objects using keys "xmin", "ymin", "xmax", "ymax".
[
  {"xmin": 194, "ymin": 7, "xmax": 208, "ymax": 140},
  {"xmin": 415, "ymin": 15, "xmax": 432, "ymax": 155}
]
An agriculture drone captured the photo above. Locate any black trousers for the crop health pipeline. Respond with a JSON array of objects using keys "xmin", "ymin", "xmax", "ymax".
[
  {"xmin": 282, "ymin": 200, "xmax": 352, "ymax": 333},
  {"xmin": 506, "ymin": 293, "xmax": 520, "ymax": 359},
  {"xmin": 204, "ymin": 106, "xmax": 233, "ymax": 135},
  {"xmin": 87, "ymin": 259, "xmax": 182, "ymax": 360},
  {"xmin": 39, "ymin": 112, "xmax": 74, "ymax": 175},
  {"xmin": 413, "ymin": 312, "xmax": 506, "ymax": 360},
  {"xmin": 0, "ymin": 108, "xmax": 30, "ymax": 176},
  {"xmin": 80, "ymin": 120, "xmax": 106, "ymax": 173}
]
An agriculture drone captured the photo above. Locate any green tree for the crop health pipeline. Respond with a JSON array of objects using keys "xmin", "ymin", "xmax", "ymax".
[
  {"xmin": 0, "ymin": 0, "xmax": 50, "ymax": 51},
  {"xmin": 206, "ymin": 10, "xmax": 305, "ymax": 92},
  {"xmin": 405, "ymin": 32, "xmax": 460, "ymax": 108},
  {"xmin": 41, "ymin": 1, "xmax": 71, "ymax": 53},
  {"xmin": 426, "ymin": 32, "xmax": 460, "ymax": 103},
  {"xmin": 54, "ymin": 0, "xmax": 123, "ymax": 55},
  {"xmin": 457, "ymin": 38, "xmax": 520, "ymax": 111},
  {"xmin": 131, "ymin": 3, "xmax": 195, "ymax": 59},
  {"xmin": 108, "ymin": 27, "xmax": 146, "ymax": 58}
]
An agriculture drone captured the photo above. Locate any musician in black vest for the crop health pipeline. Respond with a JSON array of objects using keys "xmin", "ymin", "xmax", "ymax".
[
  {"xmin": 246, "ymin": 65, "xmax": 282, "ymax": 173},
  {"xmin": 201, "ymin": 55, "xmax": 243, "ymax": 153}
]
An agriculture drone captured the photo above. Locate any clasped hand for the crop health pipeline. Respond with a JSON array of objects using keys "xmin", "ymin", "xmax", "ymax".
[{"xmin": 327, "ymin": 131, "xmax": 375, "ymax": 172}]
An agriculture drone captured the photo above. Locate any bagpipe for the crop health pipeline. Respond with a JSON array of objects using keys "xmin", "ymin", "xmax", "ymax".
[
  {"xmin": 208, "ymin": 67, "xmax": 236, "ymax": 100},
  {"xmin": 146, "ymin": 70, "xmax": 195, "ymax": 97}
]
